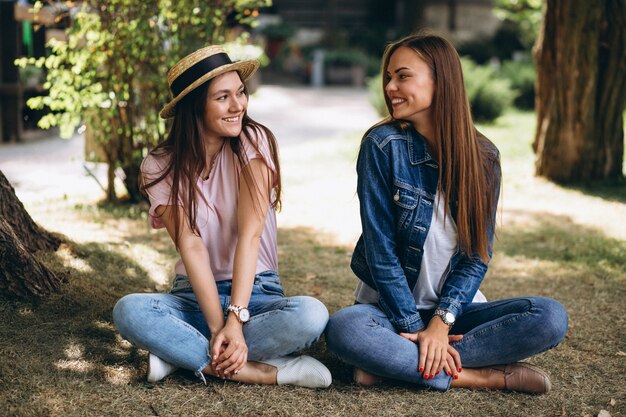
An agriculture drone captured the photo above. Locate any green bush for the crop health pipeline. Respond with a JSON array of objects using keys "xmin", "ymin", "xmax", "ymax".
[
  {"xmin": 457, "ymin": 38, "xmax": 495, "ymax": 65},
  {"xmin": 15, "ymin": 0, "xmax": 269, "ymax": 202},
  {"xmin": 499, "ymin": 58, "xmax": 536, "ymax": 109},
  {"xmin": 462, "ymin": 57, "xmax": 514, "ymax": 123},
  {"xmin": 367, "ymin": 73, "xmax": 388, "ymax": 118}
]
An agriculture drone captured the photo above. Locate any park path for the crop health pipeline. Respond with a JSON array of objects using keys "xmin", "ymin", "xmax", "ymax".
[{"xmin": 0, "ymin": 85, "xmax": 380, "ymax": 245}]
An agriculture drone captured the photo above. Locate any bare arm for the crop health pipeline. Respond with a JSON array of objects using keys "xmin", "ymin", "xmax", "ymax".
[
  {"xmin": 156, "ymin": 205, "xmax": 224, "ymax": 336},
  {"xmin": 211, "ymin": 157, "xmax": 273, "ymax": 375}
]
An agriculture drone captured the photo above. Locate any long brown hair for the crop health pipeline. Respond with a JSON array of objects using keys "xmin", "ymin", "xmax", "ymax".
[
  {"xmin": 142, "ymin": 75, "xmax": 282, "ymax": 248},
  {"xmin": 375, "ymin": 32, "xmax": 500, "ymax": 262}
]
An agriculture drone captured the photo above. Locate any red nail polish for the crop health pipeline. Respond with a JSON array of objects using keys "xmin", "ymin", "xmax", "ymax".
[
  {"xmin": 436, "ymin": 371, "xmax": 440, "ymax": 375},
  {"xmin": 454, "ymin": 375, "xmax": 459, "ymax": 380},
  {"xmin": 419, "ymin": 367, "xmax": 424, "ymax": 372},
  {"xmin": 447, "ymin": 371, "xmax": 452, "ymax": 376},
  {"xmin": 423, "ymin": 374, "xmax": 428, "ymax": 379},
  {"xmin": 430, "ymin": 374, "xmax": 435, "ymax": 379},
  {"xmin": 458, "ymin": 367, "xmax": 462, "ymax": 372}
]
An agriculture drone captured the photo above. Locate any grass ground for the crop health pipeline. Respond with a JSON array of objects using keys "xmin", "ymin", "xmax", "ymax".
[{"xmin": 1, "ymin": 111, "xmax": 625, "ymax": 417}]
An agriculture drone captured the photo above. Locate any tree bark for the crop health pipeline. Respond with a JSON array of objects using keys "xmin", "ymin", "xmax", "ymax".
[
  {"xmin": 533, "ymin": 0, "xmax": 626, "ymax": 182},
  {"xmin": 0, "ymin": 170, "xmax": 64, "ymax": 298}
]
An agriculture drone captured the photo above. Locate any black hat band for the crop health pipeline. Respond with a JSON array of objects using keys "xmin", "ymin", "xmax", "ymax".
[{"xmin": 171, "ymin": 53, "xmax": 232, "ymax": 97}]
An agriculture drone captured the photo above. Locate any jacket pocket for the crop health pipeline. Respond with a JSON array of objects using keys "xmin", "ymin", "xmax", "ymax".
[{"xmin": 392, "ymin": 180, "xmax": 419, "ymax": 231}]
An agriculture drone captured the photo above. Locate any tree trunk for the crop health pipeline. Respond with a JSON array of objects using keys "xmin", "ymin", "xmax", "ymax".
[
  {"xmin": 533, "ymin": 0, "xmax": 626, "ymax": 182},
  {"xmin": 0, "ymin": 170, "xmax": 64, "ymax": 298}
]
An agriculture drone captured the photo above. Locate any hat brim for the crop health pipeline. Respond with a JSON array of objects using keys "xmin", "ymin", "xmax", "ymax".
[{"xmin": 159, "ymin": 59, "xmax": 260, "ymax": 119}]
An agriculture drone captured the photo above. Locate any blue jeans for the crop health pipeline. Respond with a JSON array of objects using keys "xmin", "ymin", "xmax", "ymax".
[
  {"xmin": 326, "ymin": 296, "xmax": 568, "ymax": 391},
  {"xmin": 113, "ymin": 271, "xmax": 329, "ymax": 381}
]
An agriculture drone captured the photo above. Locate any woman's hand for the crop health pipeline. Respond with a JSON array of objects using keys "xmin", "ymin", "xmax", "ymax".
[
  {"xmin": 210, "ymin": 318, "xmax": 248, "ymax": 378},
  {"xmin": 400, "ymin": 324, "xmax": 463, "ymax": 380},
  {"xmin": 444, "ymin": 335, "xmax": 463, "ymax": 380}
]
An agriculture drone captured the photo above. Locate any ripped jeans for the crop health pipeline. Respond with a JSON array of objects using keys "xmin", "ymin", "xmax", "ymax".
[{"xmin": 113, "ymin": 271, "xmax": 329, "ymax": 381}]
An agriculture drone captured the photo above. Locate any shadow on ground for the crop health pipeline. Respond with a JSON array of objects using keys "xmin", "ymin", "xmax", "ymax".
[
  {"xmin": 0, "ymin": 213, "xmax": 624, "ymax": 416},
  {"xmin": 561, "ymin": 179, "xmax": 626, "ymax": 204}
]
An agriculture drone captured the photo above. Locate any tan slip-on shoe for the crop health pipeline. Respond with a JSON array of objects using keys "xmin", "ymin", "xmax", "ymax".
[{"xmin": 490, "ymin": 362, "xmax": 552, "ymax": 394}]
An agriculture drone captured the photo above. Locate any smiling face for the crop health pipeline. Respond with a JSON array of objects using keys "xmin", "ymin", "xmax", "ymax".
[
  {"xmin": 202, "ymin": 71, "xmax": 248, "ymax": 140},
  {"xmin": 385, "ymin": 46, "xmax": 435, "ymax": 131}
]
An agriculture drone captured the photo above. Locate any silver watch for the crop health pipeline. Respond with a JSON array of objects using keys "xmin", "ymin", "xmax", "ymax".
[
  {"xmin": 226, "ymin": 304, "xmax": 250, "ymax": 323},
  {"xmin": 433, "ymin": 308, "xmax": 455, "ymax": 327}
]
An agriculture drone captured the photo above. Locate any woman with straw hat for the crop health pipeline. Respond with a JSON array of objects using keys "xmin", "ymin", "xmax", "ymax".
[{"xmin": 112, "ymin": 46, "xmax": 331, "ymax": 388}]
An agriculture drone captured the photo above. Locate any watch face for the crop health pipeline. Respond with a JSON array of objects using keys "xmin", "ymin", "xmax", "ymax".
[
  {"xmin": 239, "ymin": 308, "xmax": 250, "ymax": 322},
  {"xmin": 445, "ymin": 312, "xmax": 455, "ymax": 324}
]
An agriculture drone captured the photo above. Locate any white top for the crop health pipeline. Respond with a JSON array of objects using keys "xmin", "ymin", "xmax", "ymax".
[
  {"xmin": 141, "ymin": 126, "xmax": 279, "ymax": 281},
  {"xmin": 355, "ymin": 190, "xmax": 486, "ymax": 307}
]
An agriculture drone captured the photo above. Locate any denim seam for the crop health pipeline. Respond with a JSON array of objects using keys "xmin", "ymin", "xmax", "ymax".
[
  {"xmin": 151, "ymin": 298, "xmax": 209, "ymax": 342},
  {"xmin": 457, "ymin": 308, "xmax": 533, "ymax": 347},
  {"xmin": 247, "ymin": 307, "xmax": 283, "ymax": 325}
]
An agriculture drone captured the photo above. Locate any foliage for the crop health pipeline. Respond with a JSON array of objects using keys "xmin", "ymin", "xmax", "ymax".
[
  {"xmin": 493, "ymin": 0, "xmax": 544, "ymax": 48},
  {"xmin": 18, "ymin": 64, "xmax": 44, "ymax": 86},
  {"xmin": 457, "ymin": 37, "xmax": 496, "ymax": 65},
  {"xmin": 462, "ymin": 58, "xmax": 514, "ymax": 123},
  {"xmin": 499, "ymin": 57, "xmax": 536, "ymax": 109},
  {"xmin": 457, "ymin": 24, "xmax": 526, "ymax": 65},
  {"xmin": 367, "ymin": 73, "xmax": 388, "ymax": 118},
  {"xmin": 15, "ymin": 0, "xmax": 269, "ymax": 202}
]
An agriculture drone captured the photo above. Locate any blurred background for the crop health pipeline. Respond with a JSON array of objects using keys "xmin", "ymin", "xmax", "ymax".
[{"xmin": 1, "ymin": 2, "xmax": 625, "ymax": 416}]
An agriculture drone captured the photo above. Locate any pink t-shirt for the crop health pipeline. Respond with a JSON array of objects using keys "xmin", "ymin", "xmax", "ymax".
[{"xmin": 141, "ymin": 126, "xmax": 279, "ymax": 281}]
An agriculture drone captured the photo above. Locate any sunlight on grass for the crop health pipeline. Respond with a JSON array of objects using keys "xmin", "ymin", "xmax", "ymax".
[
  {"xmin": 63, "ymin": 341, "xmax": 85, "ymax": 359},
  {"xmin": 57, "ymin": 245, "xmax": 94, "ymax": 273},
  {"xmin": 103, "ymin": 365, "xmax": 133, "ymax": 385},
  {"xmin": 17, "ymin": 307, "xmax": 34, "ymax": 317},
  {"xmin": 125, "ymin": 243, "xmax": 171, "ymax": 288},
  {"xmin": 55, "ymin": 359, "xmax": 94, "ymax": 373},
  {"xmin": 92, "ymin": 320, "xmax": 116, "ymax": 332}
]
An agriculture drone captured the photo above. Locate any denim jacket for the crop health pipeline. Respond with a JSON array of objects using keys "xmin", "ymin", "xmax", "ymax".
[{"xmin": 350, "ymin": 122, "xmax": 501, "ymax": 333}]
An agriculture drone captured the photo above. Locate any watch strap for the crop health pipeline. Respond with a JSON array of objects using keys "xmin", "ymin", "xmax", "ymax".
[
  {"xmin": 226, "ymin": 304, "xmax": 249, "ymax": 323},
  {"xmin": 434, "ymin": 308, "xmax": 455, "ymax": 327}
]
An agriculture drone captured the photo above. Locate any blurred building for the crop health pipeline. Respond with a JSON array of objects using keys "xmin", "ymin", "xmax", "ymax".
[
  {"xmin": 266, "ymin": 0, "xmax": 500, "ymax": 47},
  {"xmin": 0, "ymin": 0, "xmax": 69, "ymax": 143},
  {"xmin": 257, "ymin": 0, "xmax": 503, "ymax": 85}
]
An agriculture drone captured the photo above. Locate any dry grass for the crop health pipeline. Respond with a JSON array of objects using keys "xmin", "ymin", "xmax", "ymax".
[{"xmin": 1, "ymin": 111, "xmax": 625, "ymax": 417}]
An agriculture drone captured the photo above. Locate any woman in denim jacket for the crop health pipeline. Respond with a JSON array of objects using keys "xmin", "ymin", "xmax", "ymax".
[{"xmin": 326, "ymin": 33, "xmax": 568, "ymax": 394}]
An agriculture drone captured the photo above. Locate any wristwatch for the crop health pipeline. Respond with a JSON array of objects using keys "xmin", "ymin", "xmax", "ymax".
[
  {"xmin": 226, "ymin": 304, "xmax": 250, "ymax": 324},
  {"xmin": 433, "ymin": 308, "xmax": 456, "ymax": 328}
]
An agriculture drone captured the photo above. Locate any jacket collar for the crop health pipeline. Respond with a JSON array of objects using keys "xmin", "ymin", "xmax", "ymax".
[{"xmin": 406, "ymin": 127, "xmax": 435, "ymax": 165}]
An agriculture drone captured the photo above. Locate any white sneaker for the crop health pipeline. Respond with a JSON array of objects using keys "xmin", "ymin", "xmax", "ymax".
[
  {"xmin": 261, "ymin": 355, "xmax": 332, "ymax": 388},
  {"xmin": 147, "ymin": 353, "xmax": 178, "ymax": 383}
]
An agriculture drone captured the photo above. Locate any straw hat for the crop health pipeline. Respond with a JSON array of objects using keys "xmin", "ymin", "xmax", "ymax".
[{"xmin": 160, "ymin": 45, "xmax": 260, "ymax": 119}]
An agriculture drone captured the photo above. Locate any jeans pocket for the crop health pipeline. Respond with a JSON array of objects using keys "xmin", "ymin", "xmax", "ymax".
[
  {"xmin": 170, "ymin": 274, "xmax": 193, "ymax": 294},
  {"xmin": 258, "ymin": 278, "xmax": 285, "ymax": 297}
]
